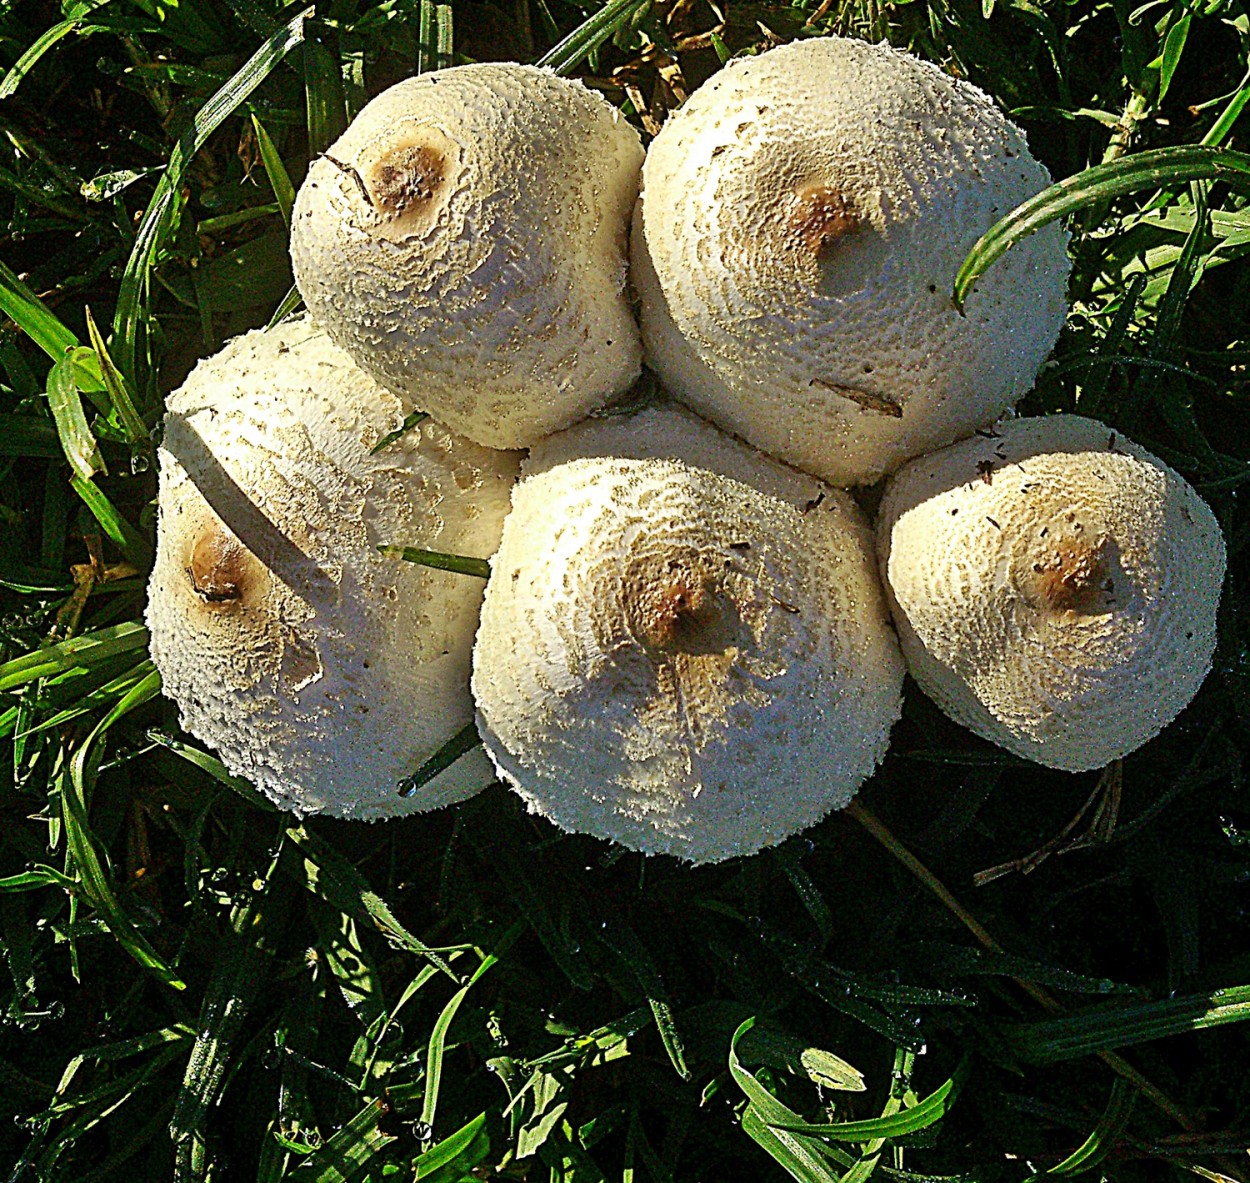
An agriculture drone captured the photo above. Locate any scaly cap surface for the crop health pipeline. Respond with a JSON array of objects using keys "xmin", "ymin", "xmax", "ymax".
[
  {"xmin": 291, "ymin": 63, "xmax": 644, "ymax": 449},
  {"xmin": 472, "ymin": 402, "xmax": 904, "ymax": 862},
  {"xmin": 147, "ymin": 317, "xmax": 519, "ymax": 818},
  {"xmin": 632, "ymin": 36, "xmax": 1071, "ymax": 485},
  {"xmin": 877, "ymin": 415, "xmax": 1225, "ymax": 770}
]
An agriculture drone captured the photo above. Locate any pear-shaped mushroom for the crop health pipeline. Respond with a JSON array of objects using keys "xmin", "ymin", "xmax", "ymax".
[
  {"xmin": 877, "ymin": 415, "xmax": 1225, "ymax": 770},
  {"xmin": 290, "ymin": 63, "xmax": 644, "ymax": 450},
  {"xmin": 471, "ymin": 402, "xmax": 905, "ymax": 863},
  {"xmin": 147, "ymin": 317, "xmax": 519, "ymax": 818},
  {"xmin": 632, "ymin": 36, "xmax": 1071, "ymax": 486}
]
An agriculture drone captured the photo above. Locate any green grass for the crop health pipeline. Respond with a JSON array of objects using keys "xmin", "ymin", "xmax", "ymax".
[{"xmin": 1, "ymin": 0, "xmax": 1249, "ymax": 1179}]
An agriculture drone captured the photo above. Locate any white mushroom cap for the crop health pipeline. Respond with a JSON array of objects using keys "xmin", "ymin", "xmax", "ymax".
[
  {"xmin": 877, "ymin": 415, "xmax": 1225, "ymax": 771},
  {"xmin": 146, "ymin": 316, "xmax": 519, "ymax": 819},
  {"xmin": 631, "ymin": 36, "xmax": 1071, "ymax": 486},
  {"xmin": 471, "ymin": 401, "xmax": 905, "ymax": 863},
  {"xmin": 290, "ymin": 63, "xmax": 644, "ymax": 450}
]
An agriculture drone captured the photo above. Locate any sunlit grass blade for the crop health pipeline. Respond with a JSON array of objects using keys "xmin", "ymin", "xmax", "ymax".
[
  {"xmin": 536, "ymin": 0, "xmax": 653, "ymax": 76},
  {"xmin": 379, "ymin": 545, "xmax": 490, "ymax": 578},
  {"xmin": 113, "ymin": 6, "xmax": 313, "ymax": 382},
  {"xmin": 417, "ymin": 0, "xmax": 454, "ymax": 74},
  {"xmin": 83, "ymin": 307, "xmax": 151, "ymax": 442},
  {"xmin": 146, "ymin": 728, "xmax": 279, "ymax": 810},
  {"xmin": 22, "ymin": 659, "xmax": 156, "ymax": 735},
  {"xmin": 268, "ymin": 283, "xmax": 304, "ymax": 327},
  {"xmin": 47, "ymin": 355, "xmax": 106, "ymax": 480},
  {"xmin": 767, "ymin": 1057, "xmax": 971, "ymax": 1140},
  {"xmin": 286, "ymin": 824, "xmax": 459, "ymax": 978},
  {"xmin": 287, "ymin": 1097, "xmax": 396, "ymax": 1180},
  {"xmin": 69, "ymin": 475, "xmax": 152, "ymax": 568},
  {"xmin": 370, "ymin": 409, "xmax": 429, "ymax": 454},
  {"xmin": 999, "ymin": 984, "xmax": 1250, "ymax": 1063},
  {"xmin": 1028, "ymin": 1077, "xmax": 1136, "ymax": 1179},
  {"xmin": 0, "ymin": 0, "xmax": 118, "ymax": 100},
  {"xmin": 0, "ymin": 621, "xmax": 149, "ymax": 692},
  {"xmin": 954, "ymin": 145, "xmax": 1250, "ymax": 308},
  {"xmin": 412, "ymin": 1111, "xmax": 489, "ymax": 1182},
  {"xmin": 420, "ymin": 929, "xmax": 518, "ymax": 1140},
  {"xmin": 251, "ymin": 113, "xmax": 295, "ymax": 225},
  {"xmin": 0, "ymin": 262, "xmax": 76, "ymax": 360}
]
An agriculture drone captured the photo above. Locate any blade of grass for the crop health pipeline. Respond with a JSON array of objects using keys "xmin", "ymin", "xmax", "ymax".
[
  {"xmin": 1029, "ymin": 1077, "xmax": 1136, "ymax": 1178},
  {"xmin": 396, "ymin": 721, "xmax": 484, "ymax": 800},
  {"xmin": 0, "ymin": 621, "xmax": 149, "ymax": 692},
  {"xmin": 46, "ymin": 354, "xmax": 106, "ymax": 481},
  {"xmin": 0, "ymin": 0, "xmax": 119, "ymax": 99},
  {"xmin": 69, "ymin": 475, "xmax": 152, "ymax": 568},
  {"xmin": 954, "ymin": 145, "xmax": 1250, "ymax": 308},
  {"xmin": 413, "ymin": 1111, "xmax": 489, "ymax": 1181},
  {"xmin": 250, "ymin": 113, "xmax": 295, "ymax": 225},
  {"xmin": 536, "ymin": 0, "xmax": 653, "ymax": 76},
  {"xmin": 84, "ymin": 307, "xmax": 150, "ymax": 443},
  {"xmin": 113, "ymin": 6, "xmax": 313, "ymax": 382},
  {"xmin": 378, "ymin": 546, "xmax": 490, "ymax": 578}
]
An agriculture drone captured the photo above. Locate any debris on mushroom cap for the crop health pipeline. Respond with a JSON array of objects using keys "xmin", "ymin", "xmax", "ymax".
[
  {"xmin": 631, "ymin": 35, "xmax": 1071, "ymax": 486},
  {"xmin": 290, "ymin": 63, "xmax": 644, "ymax": 451},
  {"xmin": 471, "ymin": 401, "xmax": 905, "ymax": 863},
  {"xmin": 146, "ymin": 316, "xmax": 520, "ymax": 819},
  {"xmin": 877, "ymin": 414, "xmax": 1225, "ymax": 771}
]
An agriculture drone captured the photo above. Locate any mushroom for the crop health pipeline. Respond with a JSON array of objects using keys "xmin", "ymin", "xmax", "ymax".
[
  {"xmin": 146, "ymin": 316, "xmax": 519, "ymax": 818},
  {"xmin": 471, "ymin": 401, "xmax": 905, "ymax": 863},
  {"xmin": 631, "ymin": 35, "xmax": 1071, "ymax": 486},
  {"xmin": 290, "ymin": 63, "xmax": 644, "ymax": 450},
  {"xmin": 876, "ymin": 414, "xmax": 1225, "ymax": 771}
]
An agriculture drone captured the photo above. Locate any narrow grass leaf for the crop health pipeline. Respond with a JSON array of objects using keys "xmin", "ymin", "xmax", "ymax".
[
  {"xmin": 251, "ymin": 114, "xmax": 295, "ymax": 225},
  {"xmin": 1155, "ymin": 11, "xmax": 1191, "ymax": 103},
  {"xmin": 0, "ymin": 865, "xmax": 78, "ymax": 892},
  {"xmin": 0, "ymin": 621, "xmax": 149, "ymax": 692},
  {"xmin": 303, "ymin": 24, "xmax": 347, "ymax": 155},
  {"xmin": 286, "ymin": 824, "xmax": 459, "ymax": 978},
  {"xmin": 536, "ymin": 0, "xmax": 653, "ymax": 76},
  {"xmin": 288, "ymin": 1097, "xmax": 396, "ymax": 1180},
  {"xmin": 420, "ymin": 938, "xmax": 512, "ymax": 1138},
  {"xmin": 1030, "ymin": 1077, "xmax": 1136, "ymax": 1178},
  {"xmin": 954, "ymin": 145, "xmax": 1250, "ymax": 308},
  {"xmin": 146, "ymin": 729, "xmax": 279, "ymax": 810},
  {"xmin": 741, "ymin": 1105, "xmax": 844, "ymax": 1183},
  {"xmin": 998, "ymin": 984, "xmax": 1250, "ymax": 1063},
  {"xmin": 46, "ymin": 355, "xmax": 106, "ymax": 480},
  {"xmin": 768, "ymin": 1057, "xmax": 971, "ymax": 1140},
  {"xmin": 414, "ymin": 1111, "xmax": 489, "ymax": 1180},
  {"xmin": 397, "ymin": 721, "xmax": 483, "ymax": 800},
  {"xmin": 370, "ymin": 409, "xmax": 429, "ymax": 454},
  {"xmin": 84, "ymin": 307, "xmax": 149, "ymax": 443},
  {"xmin": 379, "ymin": 545, "xmax": 490, "ymax": 578},
  {"xmin": 69, "ymin": 475, "xmax": 152, "ymax": 568},
  {"xmin": 113, "ymin": 6, "xmax": 312, "ymax": 381},
  {"xmin": 0, "ymin": 0, "xmax": 119, "ymax": 100}
]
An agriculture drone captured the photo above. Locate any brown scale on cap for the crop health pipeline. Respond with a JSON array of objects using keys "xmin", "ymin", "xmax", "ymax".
[
  {"xmin": 1029, "ymin": 536, "xmax": 1111, "ymax": 614},
  {"xmin": 788, "ymin": 185, "xmax": 862, "ymax": 257},
  {"xmin": 623, "ymin": 554, "xmax": 739, "ymax": 654},
  {"xmin": 187, "ymin": 528, "xmax": 252, "ymax": 606},
  {"xmin": 365, "ymin": 141, "xmax": 447, "ymax": 219}
]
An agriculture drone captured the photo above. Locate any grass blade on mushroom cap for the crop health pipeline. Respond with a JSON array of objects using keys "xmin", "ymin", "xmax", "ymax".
[{"xmin": 954, "ymin": 144, "xmax": 1250, "ymax": 309}]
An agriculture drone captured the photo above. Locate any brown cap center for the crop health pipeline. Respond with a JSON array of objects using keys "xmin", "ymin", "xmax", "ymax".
[
  {"xmin": 1030, "ymin": 538, "xmax": 1112, "ymax": 614},
  {"xmin": 788, "ymin": 185, "xmax": 861, "ymax": 258},
  {"xmin": 188, "ymin": 528, "xmax": 252, "ymax": 606},
  {"xmin": 365, "ymin": 143, "xmax": 446, "ymax": 219}
]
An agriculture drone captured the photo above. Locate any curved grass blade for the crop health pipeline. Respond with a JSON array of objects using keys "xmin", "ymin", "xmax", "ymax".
[
  {"xmin": 1028, "ymin": 1077, "xmax": 1135, "ymax": 1179},
  {"xmin": 536, "ymin": 0, "xmax": 653, "ymax": 77},
  {"xmin": 0, "ymin": 621, "xmax": 149, "ymax": 693},
  {"xmin": 0, "ymin": 0, "xmax": 118, "ymax": 100},
  {"xmin": 998, "ymin": 984, "xmax": 1250, "ymax": 1064},
  {"xmin": 954, "ymin": 145, "xmax": 1250, "ymax": 309},
  {"xmin": 768, "ymin": 1057, "xmax": 971, "ymax": 1141},
  {"xmin": 47, "ymin": 355, "xmax": 106, "ymax": 481},
  {"xmin": 412, "ymin": 1111, "xmax": 489, "ymax": 1181},
  {"xmin": 0, "ymin": 260, "xmax": 78, "ymax": 360},
  {"xmin": 251, "ymin": 114, "xmax": 295, "ymax": 225},
  {"xmin": 113, "ymin": 6, "xmax": 313, "ymax": 381}
]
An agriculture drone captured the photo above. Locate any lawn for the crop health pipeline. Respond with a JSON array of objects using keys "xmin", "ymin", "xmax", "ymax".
[{"xmin": 0, "ymin": 0, "xmax": 1249, "ymax": 1179}]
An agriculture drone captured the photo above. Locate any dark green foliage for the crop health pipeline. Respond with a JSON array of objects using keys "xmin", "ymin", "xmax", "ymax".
[{"xmin": 1, "ymin": 0, "xmax": 1249, "ymax": 1179}]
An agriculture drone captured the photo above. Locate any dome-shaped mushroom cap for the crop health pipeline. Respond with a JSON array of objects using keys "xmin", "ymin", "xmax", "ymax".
[
  {"xmin": 632, "ymin": 36, "xmax": 1071, "ymax": 486},
  {"xmin": 471, "ymin": 401, "xmax": 905, "ymax": 863},
  {"xmin": 146, "ymin": 317, "xmax": 520, "ymax": 819},
  {"xmin": 290, "ymin": 63, "xmax": 644, "ymax": 450},
  {"xmin": 877, "ymin": 415, "xmax": 1225, "ymax": 771}
]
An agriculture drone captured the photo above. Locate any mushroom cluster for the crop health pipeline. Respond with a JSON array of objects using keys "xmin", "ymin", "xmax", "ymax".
[{"xmin": 147, "ymin": 37, "xmax": 1224, "ymax": 861}]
